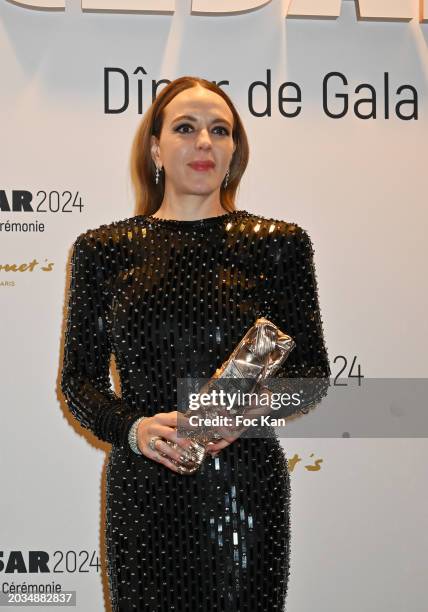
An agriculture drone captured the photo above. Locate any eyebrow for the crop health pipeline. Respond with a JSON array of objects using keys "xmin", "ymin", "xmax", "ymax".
[{"xmin": 171, "ymin": 114, "xmax": 233, "ymax": 129}]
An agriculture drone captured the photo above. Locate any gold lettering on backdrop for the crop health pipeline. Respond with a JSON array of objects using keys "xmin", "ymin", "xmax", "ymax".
[
  {"xmin": 305, "ymin": 454, "xmax": 324, "ymax": 471},
  {"xmin": 287, "ymin": 453, "xmax": 324, "ymax": 472},
  {"xmin": 8, "ymin": 0, "xmax": 427, "ymax": 21},
  {"xmin": 0, "ymin": 259, "xmax": 54, "ymax": 272}
]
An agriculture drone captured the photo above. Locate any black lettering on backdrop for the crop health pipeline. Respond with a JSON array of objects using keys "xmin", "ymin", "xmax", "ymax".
[
  {"xmin": 0, "ymin": 191, "xmax": 34, "ymax": 212},
  {"xmin": 102, "ymin": 68, "xmax": 419, "ymax": 120},
  {"xmin": 322, "ymin": 71, "xmax": 418, "ymax": 120},
  {"xmin": 278, "ymin": 81, "xmax": 302, "ymax": 118},
  {"xmin": 247, "ymin": 69, "xmax": 302, "ymax": 118},
  {"xmin": 1, "ymin": 551, "xmax": 50, "ymax": 574},
  {"xmin": 248, "ymin": 69, "xmax": 272, "ymax": 117}
]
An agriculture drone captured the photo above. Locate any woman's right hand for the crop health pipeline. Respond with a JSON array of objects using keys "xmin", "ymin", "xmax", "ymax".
[{"xmin": 136, "ymin": 411, "xmax": 200, "ymax": 473}]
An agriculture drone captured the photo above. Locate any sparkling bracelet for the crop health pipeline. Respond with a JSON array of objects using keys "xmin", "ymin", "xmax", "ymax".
[{"xmin": 128, "ymin": 416, "xmax": 147, "ymax": 455}]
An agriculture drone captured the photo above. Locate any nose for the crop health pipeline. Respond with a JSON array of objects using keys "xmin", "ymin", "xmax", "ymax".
[{"xmin": 195, "ymin": 128, "xmax": 212, "ymax": 149}]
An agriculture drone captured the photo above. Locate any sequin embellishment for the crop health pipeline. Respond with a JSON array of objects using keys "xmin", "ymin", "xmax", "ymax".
[{"xmin": 61, "ymin": 209, "xmax": 330, "ymax": 611}]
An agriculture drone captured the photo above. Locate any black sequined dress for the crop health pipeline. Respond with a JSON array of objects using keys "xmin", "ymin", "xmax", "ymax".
[{"xmin": 61, "ymin": 209, "xmax": 330, "ymax": 612}]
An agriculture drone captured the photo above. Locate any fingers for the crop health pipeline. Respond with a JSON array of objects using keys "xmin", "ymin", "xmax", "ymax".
[
  {"xmin": 206, "ymin": 442, "xmax": 221, "ymax": 456},
  {"xmin": 139, "ymin": 414, "xmax": 201, "ymax": 473},
  {"xmin": 206, "ymin": 425, "xmax": 247, "ymax": 455},
  {"xmin": 206, "ymin": 439, "xmax": 231, "ymax": 453},
  {"xmin": 150, "ymin": 413, "xmax": 195, "ymax": 452},
  {"xmin": 139, "ymin": 411, "xmax": 245, "ymax": 471},
  {"xmin": 146, "ymin": 437, "xmax": 199, "ymax": 474}
]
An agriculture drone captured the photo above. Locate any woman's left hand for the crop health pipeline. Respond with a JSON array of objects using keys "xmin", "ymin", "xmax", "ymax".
[
  {"xmin": 205, "ymin": 438, "xmax": 232, "ymax": 456},
  {"xmin": 205, "ymin": 426, "xmax": 248, "ymax": 456},
  {"xmin": 205, "ymin": 391, "xmax": 271, "ymax": 456}
]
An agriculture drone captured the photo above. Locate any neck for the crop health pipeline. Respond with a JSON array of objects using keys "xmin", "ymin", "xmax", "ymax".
[{"xmin": 153, "ymin": 190, "xmax": 227, "ymax": 221}]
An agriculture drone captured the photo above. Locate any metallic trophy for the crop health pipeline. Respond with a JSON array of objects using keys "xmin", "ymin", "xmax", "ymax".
[{"xmin": 167, "ymin": 317, "xmax": 295, "ymax": 474}]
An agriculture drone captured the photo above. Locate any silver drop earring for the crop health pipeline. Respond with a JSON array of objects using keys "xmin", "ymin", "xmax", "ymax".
[
  {"xmin": 223, "ymin": 168, "xmax": 230, "ymax": 189},
  {"xmin": 155, "ymin": 165, "xmax": 160, "ymax": 185}
]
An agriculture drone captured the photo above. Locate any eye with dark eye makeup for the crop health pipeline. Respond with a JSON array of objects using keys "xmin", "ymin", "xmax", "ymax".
[{"xmin": 174, "ymin": 123, "xmax": 230, "ymax": 136}]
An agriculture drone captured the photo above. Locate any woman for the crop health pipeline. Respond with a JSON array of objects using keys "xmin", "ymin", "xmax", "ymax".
[{"xmin": 61, "ymin": 76, "xmax": 330, "ymax": 611}]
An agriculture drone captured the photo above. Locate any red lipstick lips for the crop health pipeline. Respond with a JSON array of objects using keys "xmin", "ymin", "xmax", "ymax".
[{"xmin": 189, "ymin": 160, "xmax": 215, "ymax": 171}]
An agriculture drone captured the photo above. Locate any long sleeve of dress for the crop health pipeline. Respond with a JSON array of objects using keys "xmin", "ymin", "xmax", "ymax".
[
  {"xmin": 60, "ymin": 233, "xmax": 138, "ymax": 446},
  {"xmin": 265, "ymin": 224, "xmax": 331, "ymax": 416}
]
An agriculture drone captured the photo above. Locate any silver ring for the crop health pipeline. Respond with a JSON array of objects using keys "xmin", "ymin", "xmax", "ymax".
[{"xmin": 148, "ymin": 436, "xmax": 162, "ymax": 453}]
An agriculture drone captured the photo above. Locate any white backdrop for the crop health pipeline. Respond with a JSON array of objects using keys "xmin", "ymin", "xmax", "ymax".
[{"xmin": 1, "ymin": 1, "xmax": 427, "ymax": 610}]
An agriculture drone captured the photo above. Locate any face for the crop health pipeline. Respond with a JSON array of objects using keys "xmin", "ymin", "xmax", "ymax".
[{"xmin": 151, "ymin": 85, "xmax": 236, "ymax": 197}]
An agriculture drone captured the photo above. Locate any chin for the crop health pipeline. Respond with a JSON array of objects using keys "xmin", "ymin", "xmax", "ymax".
[{"xmin": 186, "ymin": 182, "xmax": 219, "ymax": 195}]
